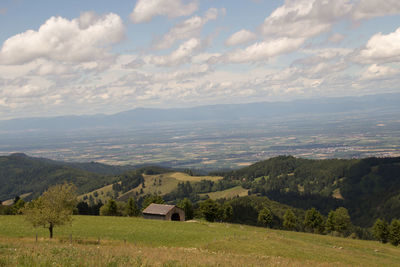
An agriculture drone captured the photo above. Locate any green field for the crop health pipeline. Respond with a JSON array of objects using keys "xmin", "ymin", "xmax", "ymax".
[
  {"xmin": 80, "ymin": 172, "xmax": 223, "ymax": 202},
  {"xmin": 200, "ymin": 186, "xmax": 248, "ymax": 200},
  {"xmin": 0, "ymin": 216, "xmax": 399, "ymax": 266}
]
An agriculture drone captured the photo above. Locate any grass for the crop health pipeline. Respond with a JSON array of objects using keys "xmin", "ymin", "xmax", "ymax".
[
  {"xmin": 79, "ymin": 172, "xmax": 223, "ymax": 202},
  {"xmin": 200, "ymin": 186, "xmax": 248, "ymax": 200},
  {"xmin": 0, "ymin": 216, "xmax": 399, "ymax": 266}
]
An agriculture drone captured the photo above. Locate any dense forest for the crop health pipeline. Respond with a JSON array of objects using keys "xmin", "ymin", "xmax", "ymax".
[
  {"xmin": 219, "ymin": 156, "xmax": 400, "ymax": 226},
  {"xmin": 0, "ymin": 153, "xmax": 123, "ymax": 200}
]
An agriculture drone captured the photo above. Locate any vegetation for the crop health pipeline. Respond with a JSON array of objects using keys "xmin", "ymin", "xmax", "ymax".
[
  {"xmin": 1, "ymin": 215, "xmax": 400, "ymax": 266},
  {"xmin": 257, "ymin": 207, "xmax": 273, "ymax": 227},
  {"xmin": 0, "ymin": 153, "xmax": 117, "ymax": 201},
  {"xmin": 283, "ymin": 209, "xmax": 297, "ymax": 230},
  {"xmin": 221, "ymin": 156, "xmax": 400, "ymax": 227},
  {"xmin": 23, "ymin": 183, "xmax": 77, "ymax": 238}
]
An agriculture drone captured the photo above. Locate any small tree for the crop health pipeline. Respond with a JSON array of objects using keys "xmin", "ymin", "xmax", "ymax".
[
  {"xmin": 304, "ymin": 208, "xmax": 325, "ymax": 234},
  {"xmin": 126, "ymin": 197, "xmax": 140, "ymax": 217},
  {"xmin": 221, "ymin": 203, "xmax": 233, "ymax": 222},
  {"xmin": 389, "ymin": 219, "xmax": 400, "ymax": 246},
  {"xmin": 100, "ymin": 199, "xmax": 118, "ymax": 216},
  {"xmin": 24, "ymin": 183, "xmax": 77, "ymax": 238},
  {"xmin": 200, "ymin": 199, "xmax": 220, "ymax": 222},
  {"xmin": 258, "ymin": 207, "xmax": 273, "ymax": 228},
  {"xmin": 177, "ymin": 198, "xmax": 194, "ymax": 220},
  {"xmin": 333, "ymin": 207, "xmax": 352, "ymax": 235},
  {"xmin": 372, "ymin": 218, "xmax": 389, "ymax": 243},
  {"xmin": 325, "ymin": 210, "xmax": 336, "ymax": 232},
  {"xmin": 283, "ymin": 209, "xmax": 297, "ymax": 230}
]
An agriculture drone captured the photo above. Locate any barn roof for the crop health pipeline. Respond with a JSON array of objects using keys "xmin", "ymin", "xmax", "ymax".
[{"xmin": 142, "ymin": 203, "xmax": 176, "ymax": 215}]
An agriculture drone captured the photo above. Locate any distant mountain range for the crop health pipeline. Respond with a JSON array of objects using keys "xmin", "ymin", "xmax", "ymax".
[{"xmin": 1, "ymin": 93, "xmax": 399, "ymax": 132}]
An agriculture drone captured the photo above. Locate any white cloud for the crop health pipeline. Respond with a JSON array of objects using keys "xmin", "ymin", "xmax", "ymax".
[
  {"xmin": 260, "ymin": 0, "xmax": 352, "ymax": 39},
  {"xmin": 358, "ymin": 27, "xmax": 400, "ymax": 64},
  {"xmin": 352, "ymin": 0, "xmax": 400, "ymax": 20},
  {"xmin": 361, "ymin": 64, "xmax": 399, "ymax": 80},
  {"xmin": 224, "ymin": 38, "xmax": 305, "ymax": 63},
  {"xmin": 225, "ymin": 29, "xmax": 257, "ymax": 46},
  {"xmin": 154, "ymin": 8, "xmax": 220, "ymax": 50},
  {"xmin": 130, "ymin": 0, "xmax": 198, "ymax": 23},
  {"xmin": 151, "ymin": 38, "xmax": 202, "ymax": 66},
  {"xmin": 0, "ymin": 12, "xmax": 124, "ymax": 65}
]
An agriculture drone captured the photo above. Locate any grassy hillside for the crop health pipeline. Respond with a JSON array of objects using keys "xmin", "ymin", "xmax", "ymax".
[
  {"xmin": 0, "ymin": 216, "xmax": 399, "ymax": 266},
  {"xmin": 81, "ymin": 171, "xmax": 223, "ymax": 203},
  {"xmin": 200, "ymin": 186, "xmax": 248, "ymax": 200}
]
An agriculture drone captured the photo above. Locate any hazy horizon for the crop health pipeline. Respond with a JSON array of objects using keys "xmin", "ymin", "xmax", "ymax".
[{"xmin": 1, "ymin": 0, "xmax": 399, "ymax": 120}]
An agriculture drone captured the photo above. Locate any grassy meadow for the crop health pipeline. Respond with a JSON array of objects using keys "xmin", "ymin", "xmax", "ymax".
[
  {"xmin": 200, "ymin": 186, "xmax": 248, "ymax": 200},
  {"xmin": 80, "ymin": 172, "xmax": 223, "ymax": 202},
  {"xmin": 1, "ymin": 216, "xmax": 400, "ymax": 266}
]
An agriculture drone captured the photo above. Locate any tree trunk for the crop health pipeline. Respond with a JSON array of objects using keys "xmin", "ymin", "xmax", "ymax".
[{"xmin": 49, "ymin": 223, "xmax": 53, "ymax": 239}]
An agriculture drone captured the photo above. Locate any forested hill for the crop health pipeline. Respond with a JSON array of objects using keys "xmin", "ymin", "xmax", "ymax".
[
  {"xmin": 0, "ymin": 153, "xmax": 131, "ymax": 201},
  {"xmin": 220, "ymin": 156, "xmax": 400, "ymax": 226}
]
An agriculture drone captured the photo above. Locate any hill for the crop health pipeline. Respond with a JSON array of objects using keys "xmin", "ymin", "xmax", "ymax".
[
  {"xmin": 0, "ymin": 153, "xmax": 123, "ymax": 201},
  {"xmin": 221, "ymin": 156, "xmax": 400, "ymax": 226},
  {"xmin": 1, "ymin": 215, "xmax": 399, "ymax": 266}
]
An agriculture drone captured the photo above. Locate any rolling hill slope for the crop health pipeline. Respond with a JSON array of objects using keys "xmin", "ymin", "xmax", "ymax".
[
  {"xmin": 1, "ymin": 215, "xmax": 400, "ymax": 266},
  {"xmin": 222, "ymin": 156, "xmax": 400, "ymax": 226},
  {"xmin": 0, "ymin": 153, "xmax": 121, "ymax": 201}
]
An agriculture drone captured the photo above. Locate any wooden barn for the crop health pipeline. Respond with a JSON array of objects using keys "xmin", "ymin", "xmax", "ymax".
[{"xmin": 142, "ymin": 203, "xmax": 185, "ymax": 221}]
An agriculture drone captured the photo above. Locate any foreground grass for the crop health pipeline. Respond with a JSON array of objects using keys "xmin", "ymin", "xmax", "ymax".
[{"xmin": 0, "ymin": 216, "xmax": 399, "ymax": 266}]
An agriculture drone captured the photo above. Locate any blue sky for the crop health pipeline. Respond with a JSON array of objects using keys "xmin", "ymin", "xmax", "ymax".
[{"xmin": 0, "ymin": 0, "xmax": 399, "ymax": 119}]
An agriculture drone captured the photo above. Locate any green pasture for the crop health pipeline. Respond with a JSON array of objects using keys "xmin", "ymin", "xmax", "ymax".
[
  {"xmin": 200, "ymin": 186, "xmax": 248, "ymax": 200},
  {"xmin": 0, "ymin": 216, "xmax": 399, "ymax": 266}
]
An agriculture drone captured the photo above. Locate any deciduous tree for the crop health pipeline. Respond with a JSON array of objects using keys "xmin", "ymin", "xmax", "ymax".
[{"xmin": 24, "ymin": 183, "xmax": 77, "ymax": 238}]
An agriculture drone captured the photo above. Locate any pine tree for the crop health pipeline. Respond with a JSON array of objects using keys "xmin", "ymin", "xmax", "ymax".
[
  {"xmin": 283, "ymin": 209, "xmax": 297, "ymax": 230},
  {"xmin": 126, "ymin": 197, "xmax": 140, "ymax": 217},
  {"xmin": 372, "ymin": 218, "xmax": 389, "ymax": 243},
  {"xmin": 258, "ymin": 207, "xmax": 273, "ymax": 228},
  {"xmin": 304, "ymin": 208, "xmax": 324, "ymax": 234},
  {"xmin": 389, "ymin": 219, "xmax": 400, "ymax": 246}
]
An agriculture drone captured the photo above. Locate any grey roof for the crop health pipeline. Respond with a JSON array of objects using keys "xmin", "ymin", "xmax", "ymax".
[{"xmin": 142, "ymin": 203, "xmax": 176, "ymax": 215}]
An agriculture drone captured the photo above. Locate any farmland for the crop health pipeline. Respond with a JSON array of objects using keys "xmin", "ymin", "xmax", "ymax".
[{"xmin": 1, "ymin": 215, "xmax": 399, "ymax": 266}]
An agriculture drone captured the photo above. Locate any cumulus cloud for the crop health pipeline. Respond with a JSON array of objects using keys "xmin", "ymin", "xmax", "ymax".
[
  {"xmin": 357, "ymin": 27, "xmax": 400, "ymax": 64},
  {"xmin": 154, "ymin": 8, "xmax": 220, "ymax": 50},
  {"xmin": 361, "ymin": 64, "xmax": 399, "ymax": 80},
  {"xmin": 260, "ymin": 0, "xmax": 352, "ymax": 39},
  {"xmin": 352, "ymin": 0, "xmax": 400, "ymax": 20},
  {"xmin": 0, "ymin": 12, "xmax": 124, "ymax": 65},
  {"xmin": 151, "ymin": 38, "xmax": 202, "ymax": 66},
  {"xmin": 225, "ymin": 29, "xmax": 257, "ymax": 46},
  {"xmin": 130, "ymin": 0, "xmax": 198, "ymax": 23},
  {"xmin": 224, "ymin": 38, "xmax": 305, "ymax": 63}
]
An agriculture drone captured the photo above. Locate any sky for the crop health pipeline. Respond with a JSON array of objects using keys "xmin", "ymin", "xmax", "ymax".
[{"xmin": 0, "ymin": 0, "xmax": 399, "ymax": 119}]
